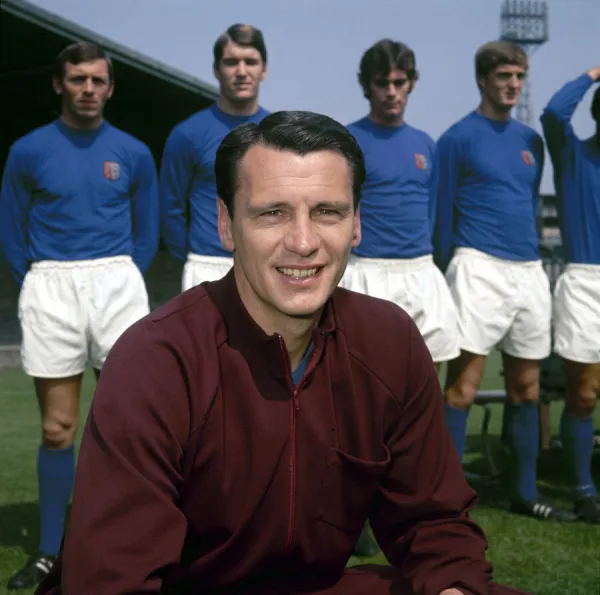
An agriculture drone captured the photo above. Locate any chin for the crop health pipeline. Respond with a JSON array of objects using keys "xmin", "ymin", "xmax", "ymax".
[
  {"xmin": 281, "ymin": 304, "xmax": 326, "ymax": 319},
  {"xmin": 76, "ymin": 111, "xmax": 100, "ymax": 120},
  {"xmin": 232, "ymin": 90, "xmax": 257, "ymax": 101},
  {"xmin": 384, "ymin": 110, "xmax": 403, "ymax": 120},
  {"xmin": 277, "ymin": 294, "xmax": 330, "ymax": 319}
]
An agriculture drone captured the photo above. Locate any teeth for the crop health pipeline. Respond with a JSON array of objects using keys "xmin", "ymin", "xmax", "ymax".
[{"xmin": 278, "ymin": 268, "xmax": 318, "ymax": 278}]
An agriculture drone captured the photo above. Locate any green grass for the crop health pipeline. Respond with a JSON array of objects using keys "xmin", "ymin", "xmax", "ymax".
[{"xmin": 0, "ymin": 352, "xmax": 598, "ymax": 595}]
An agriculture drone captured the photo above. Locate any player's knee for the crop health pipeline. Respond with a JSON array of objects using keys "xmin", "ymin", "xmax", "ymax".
[
  {"xmin": 508, "ymin": 377, "xmax": 539, "ymax": 405},
  {"xmin": 42, "ymin": 414, "xmax": 77, "ymax": 449},
  {"xmin": 445, "ymin": 381, "xmax": 478, "ymax": 409},
  {"xmin": 569, "ymin": 387, "xmax": 598, "ymax": 418}
]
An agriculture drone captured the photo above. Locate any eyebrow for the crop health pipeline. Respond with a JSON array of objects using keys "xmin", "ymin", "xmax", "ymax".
[
  {"xmin": 67, "ymin": 72, "xmax": 109, "ymax": 80},
  {"xmin": 246, "ymin": 201, "xmax": 289, "ymax": 216},
  {"xmin": 246, "ymin": 200, "xmax": 352, "ymax": 216},
  {"xmin": 314, "ymin": 200, "xmax": 352, "ymax": 213}
]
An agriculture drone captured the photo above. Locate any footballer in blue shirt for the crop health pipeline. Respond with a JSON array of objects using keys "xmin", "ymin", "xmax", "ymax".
[
  {"xmin": 0, "ymin": 42, "xmax": 159, "ymax": 589},
  {"xmin": 431, "ymin": 41, "xmax": 572, "ymax": 522},
  {"xmin": 341, "ymin": 39, "xmax": 460, "ymax": 370},
  {"xmin": 540, "ymin": 66, "xmax": 600, "ymax": 524},
  {"xmin": 160, "ymin": 24, "xmax": 269, "ymax": 291}
]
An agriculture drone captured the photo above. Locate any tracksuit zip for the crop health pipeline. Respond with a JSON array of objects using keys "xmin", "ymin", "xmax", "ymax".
[
  {"xmin": 279, "ymin": 337, "xmax": 298, "ymax": 554},
  {"xmin": 286, "ymin": 387, "xmax": 300, "ymax": 553},
  {"xmin": 279, "ymin": 333, "xmax": 325, "ymax": 554}
]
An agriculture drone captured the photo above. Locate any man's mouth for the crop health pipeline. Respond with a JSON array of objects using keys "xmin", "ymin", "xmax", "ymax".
[{"xmin": 277, "ymin": 267, "xmax": 320, "ymax": 278}]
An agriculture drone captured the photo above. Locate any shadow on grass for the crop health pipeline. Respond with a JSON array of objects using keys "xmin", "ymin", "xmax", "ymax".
[
  {"xmin": 0, "ymin": 502, "xmax": 74, "ymax": 554},
  {"xmin": 0, "ymin": 502, "xmax": 39, "ymax": 553},
  {"xmin": 464, "ymin": 433, "xmax": 600, "ymax": 510}
]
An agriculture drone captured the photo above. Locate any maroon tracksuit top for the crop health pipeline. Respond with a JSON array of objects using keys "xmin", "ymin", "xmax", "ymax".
[{"xmin": 36, "ymin": 270, "xmax": 505, "ymax": 595}]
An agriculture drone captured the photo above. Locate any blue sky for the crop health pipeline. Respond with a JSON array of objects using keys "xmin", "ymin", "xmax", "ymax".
[{"xmin": 29, "ymin": 0, "xmax": 599, "ymax": 193}]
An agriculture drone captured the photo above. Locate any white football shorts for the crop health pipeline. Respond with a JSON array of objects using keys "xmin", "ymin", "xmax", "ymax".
[
  {"xmin": 553, "ymin": 263, "xmax": 600, "ymax": 364},
  {"xmin": 340, "ymin": 254, "xmax": 461, "ymax": 363},
  {"xmin": 182, "ymin": 253, "xmax": 233, "ymax": 292},
  {"xmin": 446, "ymin": 247, "xmax": 552, "ymax": 360},
  {"xmin": 18, "ymin": 256, "xmax": 150, "ymax": 378}
]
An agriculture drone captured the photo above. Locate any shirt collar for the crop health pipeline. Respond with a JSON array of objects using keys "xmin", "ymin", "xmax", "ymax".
[{"xmin": 203, "ymin": 269, "xmax": 336, "ymax": 383}]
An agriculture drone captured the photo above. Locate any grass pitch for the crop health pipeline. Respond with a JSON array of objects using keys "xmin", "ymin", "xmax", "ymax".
[{"xmin": 0, "ymin": 352, "xmax": 598, "ymax": 595}]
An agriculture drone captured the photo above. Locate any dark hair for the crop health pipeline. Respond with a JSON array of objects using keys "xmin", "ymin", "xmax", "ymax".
[
  {"xmin": 215, "ymin": 111, "xmax": 365, "ymax": 218},
  {"xmin": 475, "ymin": 41, "xmax": 528, "ymax": 83},
  {"xmin": 213, "ymin": 24, "xmax": 267, "ymax": 66},
  {"xmin": 54, "ymin": 42, "xmax": 114, "ymax": 82},
  {"xmin": 358, "ymin": 39, "xmax": 418, "ymax": 99},
  {"xmin": 592, "ymin": 87, "xmax": 600, "ymax": 121}
]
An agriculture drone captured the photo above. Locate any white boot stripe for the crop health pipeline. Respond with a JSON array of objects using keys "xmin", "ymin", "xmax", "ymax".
[{"xmin": 35, "ymin": 559, "xmax": 53, "ymax": 573}]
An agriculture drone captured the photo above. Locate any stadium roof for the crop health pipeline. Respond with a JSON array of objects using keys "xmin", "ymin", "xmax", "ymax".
[
  {"xmin": 0, "ymin": 0, "xmax": 219, "ymax": 165},
  {"xmin": 1, "ymin": 0, "xmax": 219, "ymax": 99}
]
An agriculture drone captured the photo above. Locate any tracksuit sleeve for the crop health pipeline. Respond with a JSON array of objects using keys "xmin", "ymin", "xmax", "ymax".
[
  {"xmin": 540, "ymin": 73, "xmax": 595, "ymax": 161},
  {"xmin": 159, "ymin": 129, "xmax": 193, "ymax": 262},
  {"xmin": 58, "ymin": 323, "xmax": 190, "ymax": 594},
  {"xmin": 0, "ymin": 146, "xmax": 32, "ymax": 286},
  {"xmin": 130, "ymin": 149, "xmax": 160, "ymax": 274},
  {"xmin": 431, "ymin": 133, "xmax": 461, "ymax": 272},
  {"xmin": 370, "ymin": 319, "xmax": 492, "ymax": 595}
]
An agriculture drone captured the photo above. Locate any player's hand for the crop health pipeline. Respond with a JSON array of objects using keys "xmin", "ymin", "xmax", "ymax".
[
  {"xmin": 586, "ymin": 66, "xmax": 600, "ymax": 81},
  {"xmin": 439, "ymin": 590, "xmax": 464, "ymax": 595}
]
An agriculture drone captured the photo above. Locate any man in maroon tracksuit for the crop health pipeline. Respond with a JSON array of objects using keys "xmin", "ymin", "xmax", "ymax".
[{"xmin": 36, "ymin": 111, "xmax": 529, "ymax": 595}]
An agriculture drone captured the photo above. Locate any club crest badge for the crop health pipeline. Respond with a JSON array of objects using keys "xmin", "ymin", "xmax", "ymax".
[
  {"xmin": 103, "ymin": 161, "xmax": 121, "ymax": 181},
  {"xmin": 414, "ymin": 153, "xmax": 428, "ymax": 170},
  {"xmin": 521, "ymin": 150, "xmax": 535, "ymax": 166}
]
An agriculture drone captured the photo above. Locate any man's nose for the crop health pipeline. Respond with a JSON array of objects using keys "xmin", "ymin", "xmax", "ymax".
[
  {"xmin": 508, "ymin": 74, "xmax": 522, "ymax": 87},
  {"xmin": 284, "ymin": 216, "xmax": 320, "ymax": 257},
  {"xmin": 386, "ymin": 83, "xmax": 397, "ymax": 96},
  {"xmin": 82, "ymin": 78, "xmax": 94, "ymax": 93}
]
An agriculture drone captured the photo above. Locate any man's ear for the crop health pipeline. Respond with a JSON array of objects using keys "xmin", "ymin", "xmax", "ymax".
[
  {"xmin": 476, "ymin": 75, "xmax": 486, "ymax": 93},
  {"xmin": 408, "ymin": 70, "xmax": 420, "ymax": 94},
  {"xmin": 217, "ymin": 198, "xmax": 235, "ymax": 252},
  {"xmin": 52, "ymin": 77, "xmax": 63, "ymax": 96},
  {"xmin": 260, "ymin": 62, "xmax": 268, "ymax": 82},
  {"xmin": 351, "ymin": 206, "xmax": 361, "ymax": 249},
  {"xmin": 213, "ymin": 62, "xmax": 222, "ymax": 83}
]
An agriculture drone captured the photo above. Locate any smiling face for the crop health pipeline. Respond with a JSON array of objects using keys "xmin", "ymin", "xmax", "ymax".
[
  {"xmin": 218, "ymin": 144, "xmax": 361, "ymax": 331},
  {"xmin": 53, "ymin": 59, "xmax": 114, "ymax": 128},
  {"xmin": 478, "ymin": 63, "xmax": 526, "ymax": 113}
]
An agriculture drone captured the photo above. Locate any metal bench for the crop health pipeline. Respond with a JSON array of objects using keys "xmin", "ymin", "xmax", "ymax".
[{"xmin": 468, "ymin": 389, "xmax": 508, "ymax": 481}]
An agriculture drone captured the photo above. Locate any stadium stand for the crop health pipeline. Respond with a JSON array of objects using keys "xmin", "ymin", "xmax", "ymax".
[{"xmin": 0, "ymin": 0, "xmax": 219, "ymax": 363}]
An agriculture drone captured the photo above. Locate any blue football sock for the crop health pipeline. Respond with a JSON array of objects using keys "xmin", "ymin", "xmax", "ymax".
[
  {"xmin": 560, "ymin": 409, "xmax": 597, "ymax": 501},
  {"xmin": 444, "ymin": 405, "xmax": 469, "ymax": 461},
  {"xmin": 38, "ymin": 445, "xmax": 75, "ymax": 556},
  {"xmin": 506, "ymin": 402, "xmax": 539, "ymax": 502}
]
